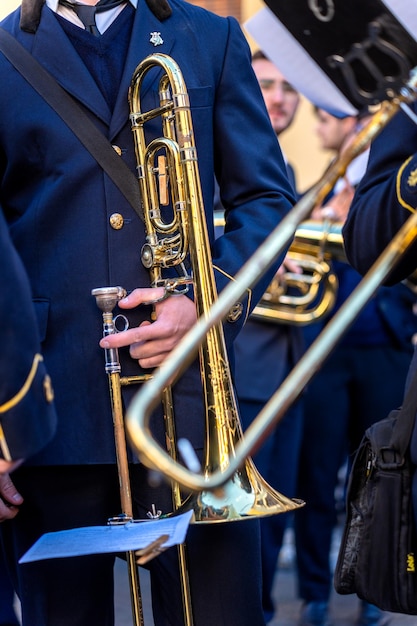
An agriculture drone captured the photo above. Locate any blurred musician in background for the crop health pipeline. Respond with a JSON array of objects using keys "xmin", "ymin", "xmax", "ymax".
[
  {"xmin": 215, "ymin": 49, "xmax": 305, "ymax": 624},
  {"xmin": 294, "ymin": 108, "xmax": 417, "ymax": 626},
  {"xmin": 343, "ymin": 85, "xmax": 417, "ymax": 540}
]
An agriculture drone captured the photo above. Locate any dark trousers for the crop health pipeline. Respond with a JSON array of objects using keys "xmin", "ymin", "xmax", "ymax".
[
  {"xmin": 295, "ymin": 344, "xmax": 412, "ymax": 603},
  {"xmin": 240, "ymin": 396, "xmax": 303, "ymax": 618},
  {"xmin": 0, "ymin": 543, "xmax": 18, "ymax": 625},
  {"xmin": 1, "ymin": 464, "xmax": 264, "ymax": 626}
]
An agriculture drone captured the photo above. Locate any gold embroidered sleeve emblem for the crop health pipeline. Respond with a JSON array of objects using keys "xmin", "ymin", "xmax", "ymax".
[{"xmin": 407, "ymin": 168, "xmax": 417, "ymax": 187}]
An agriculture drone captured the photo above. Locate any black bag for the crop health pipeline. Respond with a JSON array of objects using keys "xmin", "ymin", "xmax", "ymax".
[{"xmin": 334, "ymin": 370, "xmax": 417, "ymax": 614}]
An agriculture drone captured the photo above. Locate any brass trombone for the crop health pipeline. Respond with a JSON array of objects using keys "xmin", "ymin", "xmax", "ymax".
[
  {"xmin": 93, "ymin": 52, "xmax": 305, "ymax": 626},
  {"xmin": 127, "ymin": 52, "xmax": 303, "ymax": 522},
  {"xmin": 125, "ymin": 69, "xmax": 417, "ymax": 494}
]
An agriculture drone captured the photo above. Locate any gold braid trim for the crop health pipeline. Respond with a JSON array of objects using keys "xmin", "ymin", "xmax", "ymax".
[
  {"xmin": 0, "ymin": 354, "xmax": 43, "ymax": 415},
  {"xmin": 0, "ymin": 353, "xmax": 45, "ymax": 460},
  {"xmin": 396, "ymin": 156, "xmax": 417, "ymax": 213}
]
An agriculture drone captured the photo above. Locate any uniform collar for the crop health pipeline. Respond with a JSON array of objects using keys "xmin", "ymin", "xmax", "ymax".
[
  {"xmin": 45, "ymin": 0, "xmax": 137, "ymax": 32},
  {"xmin": 45, "ymin": 0, "xmax": 138, "ymax": 10},
  {"xmin": 20, "ymin": 0, "xmax": 170, "ymax": 33}
]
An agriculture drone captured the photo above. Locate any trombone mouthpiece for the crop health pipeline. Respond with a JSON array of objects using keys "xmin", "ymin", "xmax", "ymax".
[{"xmin": 91, "ymin": 286, "xmax": 127, "ymax": 313}]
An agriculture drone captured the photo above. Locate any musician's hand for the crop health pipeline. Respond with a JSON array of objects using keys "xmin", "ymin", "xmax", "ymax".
[
  {"xmin": 311, "ymin": 177, "xmax": 354, "ymax": 223},
  {"xmin": 277, "ymin": 255, "xmax": 303, "ymax": 277},
  {"xmin": 0, "ymin": 459, "xmax": 22, "ymax": 474},
  {"xmin": 0, "ymin": 471, "xmax": 23, "ymax": 522},
  {"xmin": 99, "ymin": 288, "xmax": 197, "ymax": 368}
]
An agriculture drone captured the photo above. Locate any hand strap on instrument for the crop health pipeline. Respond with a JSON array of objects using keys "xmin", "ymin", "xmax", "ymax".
[{"xmin": 0, "ymin": 27, "xmax": 144, "ymax": 223}]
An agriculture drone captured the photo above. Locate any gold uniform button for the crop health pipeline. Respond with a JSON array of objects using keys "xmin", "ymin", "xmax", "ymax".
[
  {"xmin": 112, "ymin": 145, "xmax": 122, "ymax": 156},
  {"xmin": 110, "ymin": 213, "xmax": 124, "ymax": 230}
]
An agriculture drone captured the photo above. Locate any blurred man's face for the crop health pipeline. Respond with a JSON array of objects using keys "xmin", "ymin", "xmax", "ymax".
[
  {"xmin": 315, "ymin": 108, "xmax": 357, "ymax": 153},
  {"xmin": 252, "ymin": 58, "xmax": 300, "ymax": 136}
]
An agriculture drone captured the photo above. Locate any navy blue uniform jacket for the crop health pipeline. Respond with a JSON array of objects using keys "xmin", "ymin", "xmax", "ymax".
[
  {"xmin": 344, "ymin": 103, "xmax": 417, "ymax": 284},
  {"xmin": 0, "ymin": 210, "xmax": 56, "ymax": 461},
  {"xmin": 343, "ymin": 105, "xmax": 417, "ymax": 352},
  {"xmin": 343, "ymin": 96, "xmax": 417, "ymax": 477},
  {"xmin": 0, "ymin": 1, "xmax": 295, "ymax": 465}
]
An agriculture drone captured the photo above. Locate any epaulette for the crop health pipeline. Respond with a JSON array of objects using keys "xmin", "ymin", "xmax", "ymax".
[{"xmin": 20, "ymin": 0, "xmax": 172, "ymax": 33}]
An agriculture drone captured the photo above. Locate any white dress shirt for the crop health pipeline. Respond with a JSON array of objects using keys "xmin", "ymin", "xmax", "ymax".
[{"xmin": 45, "ymin": 0, "xmax": 138, "ymax": 34}]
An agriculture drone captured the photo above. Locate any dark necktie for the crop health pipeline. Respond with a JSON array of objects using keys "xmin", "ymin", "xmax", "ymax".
[{"xmin": 59, "ymin": 0, "xmax": 127, "ymax": 36}]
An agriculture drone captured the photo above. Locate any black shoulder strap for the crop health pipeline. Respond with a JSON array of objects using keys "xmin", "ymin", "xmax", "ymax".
[
  {"xmin": 390, "ymin": 364, "xmax": 417, "ymax": 454},
  {"xmin": 0, "ymin": 27, "xmax": 144, "ymax": 222}
]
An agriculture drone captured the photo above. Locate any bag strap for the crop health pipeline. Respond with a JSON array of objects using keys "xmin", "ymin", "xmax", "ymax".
[
  {"xmin": 0, "ymin": 27, "xmax": 144, "ymax": 222},
  {"xmin": 389, "ymin": 363, "xmax": 417, "ymax": 454}
]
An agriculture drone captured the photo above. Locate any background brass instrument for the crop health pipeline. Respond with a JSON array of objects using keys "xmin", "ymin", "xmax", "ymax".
[
  {"xmin": 253, "ymin": 219, "xmax": 345, "ymax": 324},
  {"xmin": 215, "ymin": 210, "xmax": 345, "ymax": 325},
  {"xmin": 125, "ymin": 68, "xmax": 417, "ymax": 494}
]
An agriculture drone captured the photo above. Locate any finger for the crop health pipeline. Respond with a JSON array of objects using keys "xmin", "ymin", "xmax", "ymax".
[
  {"xmin": 100, "ymin": 320, "xmax": 160, "ymax": 349},
  {"xmin": 0, "ymin": 473, "xmax": 23, "ymax": 507},
  {"xmin": 137, "ymin": 352, "xmax": 168, "ymax": 369},
  {"xmin": 117, "ymin": 287, "xmax": 165, "ymax": 309},
  {"xmin": 130, "ymin": 336, "xmax": 172, "ymax": 362},
  {"xmin": 0, "ymin": 497, "xmax": 20, "ymax": 521},
  {"xmin": 283, "ymin": 258, "xmax": 303, "ymax": 274},
  {"xmin": 129, "ymin": 324, "xmax": 174, "ymax": 364},
  {"xmin": 0, "ymin": 458, "xmax": 22, "ymax": 474}
]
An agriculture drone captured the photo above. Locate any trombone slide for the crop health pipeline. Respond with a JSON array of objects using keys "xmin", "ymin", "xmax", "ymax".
[{"xmin": 125, "ymin": 74, "xmax": 417, "ymax": 494}]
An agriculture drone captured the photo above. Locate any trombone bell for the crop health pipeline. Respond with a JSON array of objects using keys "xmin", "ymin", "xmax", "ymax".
[{"xmin": 176, "ymin": 457, "xmax": 304, "ymax": 523}]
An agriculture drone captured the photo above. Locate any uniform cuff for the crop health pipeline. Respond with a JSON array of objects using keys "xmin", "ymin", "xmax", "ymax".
[{"xmin": 0, "ymin": 355, "xmax": 56, "ymax": 461}]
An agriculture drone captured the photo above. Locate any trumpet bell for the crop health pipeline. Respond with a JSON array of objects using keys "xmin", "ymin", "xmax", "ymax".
[
  {"xmin": 252, "ymin": 219, "xmax": 345, "ymax": 325},
  {"xmin": 215, "ymin": 211, "xmax": 346, "ymax": 326},
  {"xmin": 175, "ymin": 457, "xmax": 304, "ymax": 523}
]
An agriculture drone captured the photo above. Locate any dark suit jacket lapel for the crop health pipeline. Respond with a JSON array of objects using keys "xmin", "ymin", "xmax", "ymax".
[
  {"xmin": 29, "ymin": 4, "xmax": 112, "ymax": 125},
  {"xmin": 109, "ymin": 0, "xmax": 175, "ymax": 140},
  {"xmin": 16, "ymin": 2, "xmax": 176, "ymax": 137}
]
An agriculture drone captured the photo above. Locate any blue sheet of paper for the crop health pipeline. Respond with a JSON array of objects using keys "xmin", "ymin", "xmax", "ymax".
[{"xmin": 19, "ymin": 511, "xmax": 193, "ymax": 563}]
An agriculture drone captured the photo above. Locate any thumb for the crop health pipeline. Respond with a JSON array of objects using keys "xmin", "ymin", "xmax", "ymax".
[{"xmin": 0, "ymin": 473, "xmax": 23, "ymax": 506}]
